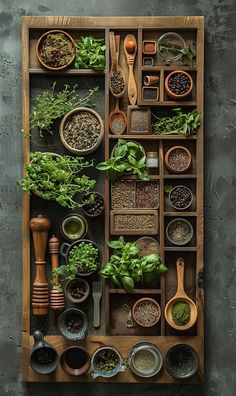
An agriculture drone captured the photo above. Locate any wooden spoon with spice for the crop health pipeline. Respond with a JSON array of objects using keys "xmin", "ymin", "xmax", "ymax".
[
  {"xmin": 109, "ymin": 32, "xmax": 126, "ymax": 98},
  {"xmin": 164, "ymin": 257, "xmax": 197, "ymax": 330},
  {"xmin": 109, "ymin": 99, "xmax": 127, "ymax": 134}
]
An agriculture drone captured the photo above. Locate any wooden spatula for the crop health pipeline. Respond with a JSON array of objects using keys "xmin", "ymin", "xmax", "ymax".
[{"xmin": 92, "ymin": 281, "xmax": 103, "ymax": 328}]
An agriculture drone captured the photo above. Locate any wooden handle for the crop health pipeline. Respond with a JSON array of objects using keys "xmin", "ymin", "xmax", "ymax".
[
  {"xmin": 176, "ymin": 257, "xmax": 185, "ymax": 295},
  {"xmin": 115, "ymin": 35, "xmax": 120, "ymax": 64},
  {"xmin": 30, "ymin": 215, "xmax": 51, "ymax": 315},
  {"xmin": 49, "ymin": 235, "xmax": 65, "ymax": 312},
  {"xmin": 93, "ymin": 299, "xmax": 100, "ymax": 328},
  {"xmin": 109, "ymin": 31, "xmax": 117, "ymax": 71},
  {"xmin": 128, "ymin": 64, "xmax": 137, "ymax": 105}
]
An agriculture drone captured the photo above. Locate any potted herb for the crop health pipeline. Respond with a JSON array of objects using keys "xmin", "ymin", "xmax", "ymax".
[
  {"xmin": 59, "ymin": 107, "xmax": 104, "ymax": 155},
  {"xmin": 75, "ymin": 36, "xmax": 106, "ymax": 71},
  {"xmin": 56, "ymin": 239, "xmax": 102, "ymax": 283},
  {"xmin": 28, "ymin": 83, "xmax": 99, "ymax": 137},
  {"xmin": 36, "ymin": 30, "xmax": 76, "ymax": 70},
  {"xmin": 152, "ymin": 108, "xmax": 200, "ymax": 136},
  {"xmin": 100, "ymin": 236, "xmax": 167, "ymax": 291},
  {"xmin": 17, "ymin": 152, "xmax": 95, "ymax": 209},
  {"xmin": 96, "ymin": 139, "xmax": 149, "ymax": 182}
]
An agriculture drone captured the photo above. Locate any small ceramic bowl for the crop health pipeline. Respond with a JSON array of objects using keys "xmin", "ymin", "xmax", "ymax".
[
  {"xmin": 60, "ymin": 346, "xmax": 91, "ymax": 376},
  {"xmin": 82, "ymin": 192, "xmax": 104, "ymax": 218},
  {"xmin": 165, "ymin": 344, "xmax": 199, "ymax": 379},
  {"xmin": 91, "ymin": 347, "xmax": 126, "ymax": 379},
  {"xmin": 36, "ymin": 29, "xmax": 76, "ymax": 71},
  {"xmin": 169, "ymin": 185, "xmax": 193, "ymax": 211},
  {"xmin": 64, "ymin": 278, "xmax": 90, "ymax": 303},
  {"xmin": 132, "ymin": 297, "xmax": 161, "ymax": 328},
  {"xmin": 58, "ymin": 308, "xmax": 88, "ymax": 340},
  {"xmin": 166, "ymin": 218, "xmax": 193, "ymax": 246},
  {"xmin": 165, "ymin": 145, "xmax": 192, "ymax": 174},
  {"xmin": 165, "ymin": 70, "xmax": 193, "ymax": 100}
]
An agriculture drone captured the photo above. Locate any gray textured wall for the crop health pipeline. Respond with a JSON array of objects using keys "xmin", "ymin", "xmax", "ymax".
[{"xmin": 0, "ymin": 0, "xmax": 235, "ymax": 395}]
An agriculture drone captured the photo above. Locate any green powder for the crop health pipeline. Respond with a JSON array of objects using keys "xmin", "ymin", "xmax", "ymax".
[{"xmin": 172, "ymin": 301, "xmax": 191, "ymax": 326}]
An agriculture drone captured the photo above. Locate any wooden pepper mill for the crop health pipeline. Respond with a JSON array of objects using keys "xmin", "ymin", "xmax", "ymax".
[
  {"xmin": 49, "ymin": 235, "xmax": 65, "ymax": 311},
  {"xmin": 30, "ymin": 215, "xmax": 51, "ymax": 315}
]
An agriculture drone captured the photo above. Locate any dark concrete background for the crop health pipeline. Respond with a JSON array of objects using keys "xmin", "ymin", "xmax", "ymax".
[{"xmin": 0, "ymin": 0, "xmax": 235, "ymax": 395}]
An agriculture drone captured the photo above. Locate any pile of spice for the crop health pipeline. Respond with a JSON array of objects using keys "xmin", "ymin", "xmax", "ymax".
[
  {"xmin": 33, "ymin": 348, "xmax": 56, "ymax": 365},
  {"xmin": 167, "ymin": 148, "xmax": 190, "ymax": 172},
  {"xmin": 66, "ymin": 317, "xmax": 84, "ymax": 333},
  {"xmin": 110, "ymin": 71, "xmax": 125, "ymax": 95},
  {"xmin": 133, "ymin": 300, "xmax": 160, "ymax": 327},
  {"xmin": 70, "ymin": 284, "xmax": 87, "ymax": 300},
  {"xmin": 114, "ymin": 214, "xmax": 156, "ymax": 232},
  {"xmin": 63, "ymin": 110, "xmax": 101, "ymax": 151},
  {"xmin": 169, "ymin": 185, "xmax": 193, "ymax": 209},
  {"xmin": 172, "ymin": 301, "xmax": 191, "ymax": 326},
  {"xmin": 110, "ymin": 116, "xmax": 126, "ymax": 134},
  {"xmin": 168, "ymin": 72, "xmax": 191, "ymax": 95},
  {"xmin": 112, "ymin": 180, "xmax": 135, "ymax": 208},
  {"xmin": 39, "ymin": 32, "xmax": 74, "ymax": 68},
  {"xmin": 136, "ymin": 182, "xmax": 159, "ymax": 208},
  {"xmin": 167, "ymin": 219, "xmax": 192, "ymax": 245},
  {"xmin": 83, "ymin": 192, "xmax": 104, "ymax": 216},
  {"xmin": 95, "ymin": 349, "xmax": 119, "ymax": 371},
  {"xmin": 133, "ymin": 349, "xmax": 156, "ymax": 373}
]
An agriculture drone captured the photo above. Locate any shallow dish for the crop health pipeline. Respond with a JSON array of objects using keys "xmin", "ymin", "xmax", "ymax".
[{"xmin": 165, "ymin": 344, "xmax": 199, "ymax": 379}]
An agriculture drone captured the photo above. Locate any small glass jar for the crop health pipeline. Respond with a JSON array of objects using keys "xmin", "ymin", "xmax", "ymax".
[
  {"xmin": 146, "ymin": 151, "xmax": 159, "ymax": 169},
  {"xmin": 60, "ymin": 213, "xmax": 88, "ymax": 242}
]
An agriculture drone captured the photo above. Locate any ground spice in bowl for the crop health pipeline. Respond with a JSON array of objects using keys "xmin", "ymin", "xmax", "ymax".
[
  {"xmin": 172, "ymin": 301, "xmax": 191, "ymax": 326},
  {"xmin": 166, "ymin": 218, "xmax": 193, "ymax": 245}
]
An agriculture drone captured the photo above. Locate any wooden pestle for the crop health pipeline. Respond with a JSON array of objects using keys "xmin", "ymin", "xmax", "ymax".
[
  {"xmin": 30, "ymin": 215, "xmax": 51, "ymax": 315},
  {"xmin": 49, "ymin": 235, "xmax": 65, "ymax": 312}
]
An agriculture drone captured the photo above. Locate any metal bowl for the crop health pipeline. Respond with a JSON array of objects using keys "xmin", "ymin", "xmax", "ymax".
[{"xmin": 128, "ymin": 342, "xmax": 163, "ymax": 378}]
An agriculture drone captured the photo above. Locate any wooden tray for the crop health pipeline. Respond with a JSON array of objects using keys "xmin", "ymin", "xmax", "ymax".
[{"xmin": 21, "ymin": 16, "xmax": 204, "ymax": 383}]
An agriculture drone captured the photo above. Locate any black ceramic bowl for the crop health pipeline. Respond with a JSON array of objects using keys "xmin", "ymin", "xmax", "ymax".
[
  {"xmin": 60, "ymin": 239, "xmax": 102, "ymax": 277},
  {"xmin": 164, "ymin": 344, "xmax": 199, "ymax": 379}
]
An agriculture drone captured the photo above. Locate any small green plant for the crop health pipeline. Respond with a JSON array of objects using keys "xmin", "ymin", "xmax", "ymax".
[
  {"xmin": 100, "ymin": 236, "xmax": 167, "ymax": 291},
  {"xmin": 28, "ymin": 83, "xmax": 99, "ymax": 136},
  {"xmin": 152, "ymin": 108, "xmax": 200, "ymax": 136},
  {"xmin": 52, "ymin": 242, "xmax": 99, "ymax": 284},
  {"xmin": 17, "ymin": 152, "xmax": 95, "ymax": 209},
  {"xmin": 75, "ymin": 36, "xmax": 106, "ymax": 70},
  {"xmin": 96, "ymin": 139, "xmax": 149, "ymax": 182}
]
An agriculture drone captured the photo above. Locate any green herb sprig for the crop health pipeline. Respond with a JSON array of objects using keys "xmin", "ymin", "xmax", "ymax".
[
  {"xmin": 100, "ymin": 236, "xmax": 167, "ymax": 291},
  {"xmin": 96, "ymin": 139, "xmax": 149, "ymax": 182},
  {"xmin": 29, "ymin": 83, "xmax": 99, "ymax": 136},
  {"xmin": 159, "ymin": 39, "xmax": 196, "ymax": 64},
  {"xmin": 152, "ymin": 108, "xmax": 200, "ymax": 136},
  {"xmin": 75, "ymin": 36, "xmax": 106, "ymax": 70},
  {"xmin": 17, "ymin": 152, "xmax": 95, "ymax": 209}
]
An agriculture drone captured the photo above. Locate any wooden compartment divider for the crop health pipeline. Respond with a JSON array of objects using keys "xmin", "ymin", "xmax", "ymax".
[{"xmin": 21, "ymin": 16, "xmax": 204, "ymax": 383}]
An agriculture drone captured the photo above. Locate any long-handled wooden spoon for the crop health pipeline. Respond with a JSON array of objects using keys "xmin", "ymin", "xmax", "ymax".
[
  {"xmin": 109, "ymin": 31, "xmax": 125, "ymax": 98},
  {"xmin": 124, "ymin": 34, "xmax": 137, "ymax": 105},
  {"xmin": 165, "ymin": 257, "xmax": 198, "ymax": 330}
]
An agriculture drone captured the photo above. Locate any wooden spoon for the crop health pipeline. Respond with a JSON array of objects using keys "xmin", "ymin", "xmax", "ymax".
[
  {"xmin": 109, "ymin": 99, "xmax": 127, "ymax": 134},
  {"xmin": 109, "ymin": 31, "xmax": 125, "ymax": 98},
  {"xmin": 124, "ymin": 34, "xmax": 137, "ymax": 105},
  {"xmin": 164, "ymin": 257, "xmax": 198, "ymax": 330}
]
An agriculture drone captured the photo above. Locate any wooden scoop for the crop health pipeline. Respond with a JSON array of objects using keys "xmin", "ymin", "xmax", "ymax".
[
  {"xmin": 49, "ymin": 235, "xmax": 65, "ymax": 312},
  {"xmin": 165, "ymin": 257, "xmax": 197, "ymax": 330},
  {"xmin": 124, "ymin": 34, "xmax": 137, "ymax": 105},
  {"xmin": 109, "ymin": 99, "xmax": 127, "ymax": 134},
  {"xmin": 109, "ymin": 32, "xmax": 125, "ymax": 98}
]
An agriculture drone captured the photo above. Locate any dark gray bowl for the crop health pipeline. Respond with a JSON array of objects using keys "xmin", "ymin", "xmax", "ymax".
[
  {"xmin": 164, "ymin": 344, "xmax": 199, "ymax": 379},
  {"xmin": 58, "ymin": 308, "xmax": 88, "ymax": 341}
]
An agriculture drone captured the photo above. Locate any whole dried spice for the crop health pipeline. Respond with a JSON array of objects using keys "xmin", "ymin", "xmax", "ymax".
[
  {"xmin": 169, "ymin": 186, "xmax": 192, "ymax": 209},
  {"xmin": 168, "ymin": 148, "xmax": 190, "ymax": 171},
  {"xmin": 167, "ymin": 220, "xmax": 191, "ymax": 244},
  {"xmin": 95, "ymin": 350, "xmax": 119, "ymax": 371},
  {"xmin": 39, "ymin": 32, "xmax": 74, "ymax": 68},
  {"xmin": 133, "ymin": 300, "xmax": 160, "ymax": 326},
  {"xmin": 112, "ymin": 180, "xmax": 135, "ymax": 208},
  {"xmin": 114, "ymin": 214, "xmax": 155, "ymax": 231},
  {"xmin": 63, "ymin": 110, "xmax": 101, "ymax": 151},
  {"xmin": 110, "ymin": 71, "xmax": 125, "ymax": 94},
  {"xmin": 33, "ymin": 348, "xmax": 56, "ymax": 365},
  {"xmin": 136, "ymin": 182, "xmax": 159, "ymax": 208}
]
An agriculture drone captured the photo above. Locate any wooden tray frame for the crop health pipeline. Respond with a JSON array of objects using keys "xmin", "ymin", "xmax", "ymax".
[{"xmin": 21, "ymin": 16, "xmax": 204, "ymax": 383}]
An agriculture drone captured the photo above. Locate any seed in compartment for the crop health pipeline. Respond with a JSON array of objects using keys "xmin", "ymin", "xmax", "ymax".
[
  {"xmin": 136, "ymin": 182, "xmax": 159, "ymax": 209},
  {"xmin": 111, "ymin": 180, "xmax": 135, "ymax": 208},
  {"xmin": 113, "ymin": 214, "xmax": 156, "ymax": 231}
]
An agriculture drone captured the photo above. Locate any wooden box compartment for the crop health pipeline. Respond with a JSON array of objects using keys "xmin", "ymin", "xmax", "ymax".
[
  {"xmin": 109, "ymin": 292, "xmax": 162, "ymax": 335},
  {"xmin": 22, "ymin": 16, "xmax": 204, "ymax": 384},
  {"xmin": 141, "ymin": 28, "xmax": 197, "ymax": 68},
  {"xmin": 164, "ymin": 251, "xmax": 197, "ymax": 336}
]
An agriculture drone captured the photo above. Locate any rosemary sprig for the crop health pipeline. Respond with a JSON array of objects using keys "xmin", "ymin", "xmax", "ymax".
[{"xmin": 152, "ymin": 108, "xmax": 200, "ymax": 136}]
